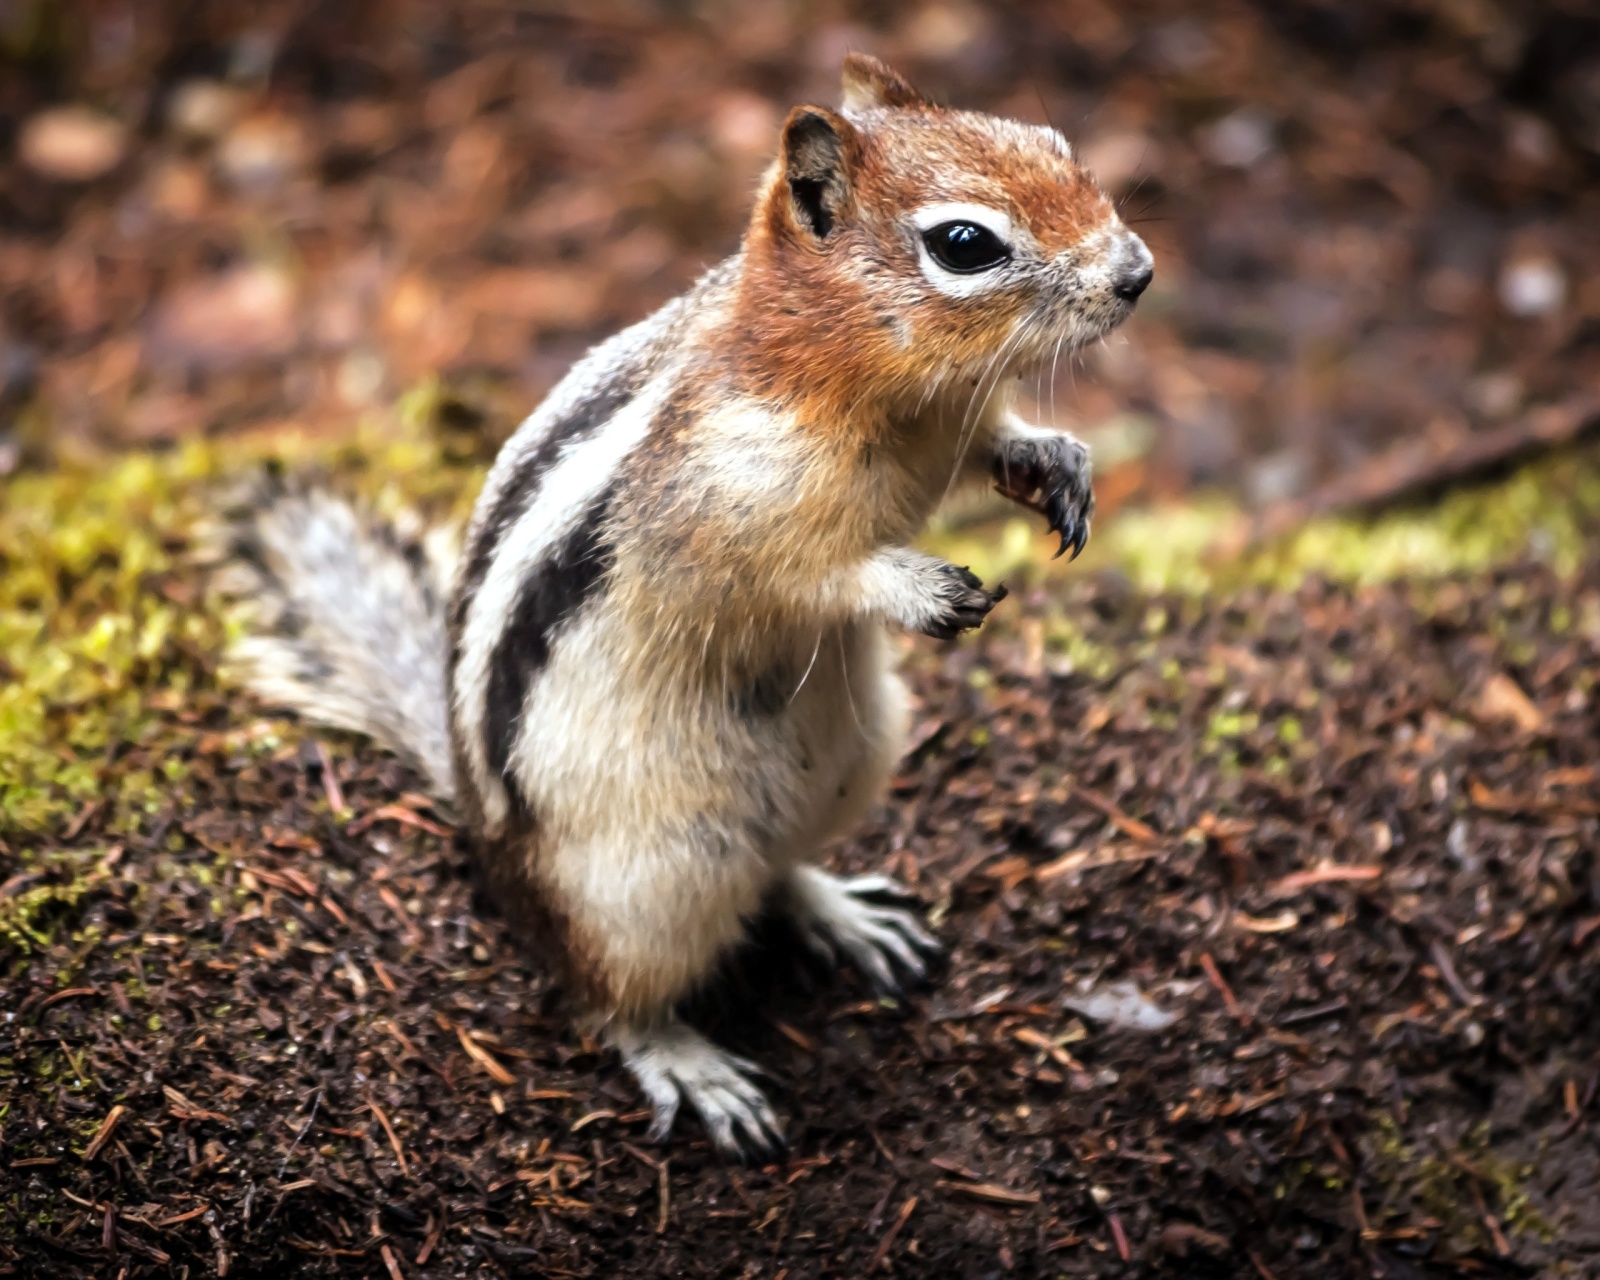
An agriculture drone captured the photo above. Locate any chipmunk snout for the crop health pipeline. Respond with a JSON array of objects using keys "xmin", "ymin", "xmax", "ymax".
[{"xmin": 1112, "ymin": 234, "xmax": 1154, "ymax": 301}]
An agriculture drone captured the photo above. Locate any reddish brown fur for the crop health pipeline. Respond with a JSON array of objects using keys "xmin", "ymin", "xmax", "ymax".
[{"xmin": 719, "ymin": 60, "xmax": 1116, "ymax": 431}]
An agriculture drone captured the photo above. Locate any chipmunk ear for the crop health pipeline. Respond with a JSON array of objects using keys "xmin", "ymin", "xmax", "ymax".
[
  {"xmin": 840, "ymin": 52, "xmax": 929, "ymax": 112},
  {"xmin": 779, "ymin": 106, "xmax": 856, "ymax": 240}
]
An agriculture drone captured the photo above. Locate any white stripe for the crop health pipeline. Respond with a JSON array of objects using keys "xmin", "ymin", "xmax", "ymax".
[
  {"xmin": 454, "ymin": 377, "xmax": 670, "ymax": 834},
  {"xmin": 909, "ymin": 201, "xmax": 1015, "ymax": 243},
  {"xmin": 910, "ymin": 202, "xmax": 1027, "ymax": 301},
  {"xmin": 468, "ymin": 305, "xmax": 675, "ymax": 546}
]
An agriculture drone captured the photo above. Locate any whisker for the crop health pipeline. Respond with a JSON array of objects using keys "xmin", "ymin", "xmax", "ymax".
[
  {"xmin": 945, "ymin": 322, "xmax": 1029, "ymax": 503},
  {"xmin": 1048, "ymin": 330, "xmax": 1065, "ymax": 434},
  {"xmin": 789, "ymin": 625, "xmax": 823, "ymax": 706}
]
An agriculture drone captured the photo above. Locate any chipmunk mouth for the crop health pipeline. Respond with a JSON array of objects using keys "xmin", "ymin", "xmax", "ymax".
[{"xmin": 1020, "ymin": 227, "xmax": 1153, "ymax": 361}]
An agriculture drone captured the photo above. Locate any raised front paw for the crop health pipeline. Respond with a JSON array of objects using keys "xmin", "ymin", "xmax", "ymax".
[
  {"xmin": 993, "ymin": 433, "xmax": 1095, "ymax": 559},
  {"xmin": 922, "ymin": 562, "xmax": 1007, "ymax": 641}
]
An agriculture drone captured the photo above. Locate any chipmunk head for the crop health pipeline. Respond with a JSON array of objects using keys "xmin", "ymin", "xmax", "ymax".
[{"xmin": 740, "ymin": 54, "xmax": 1152, "ymax": 410}]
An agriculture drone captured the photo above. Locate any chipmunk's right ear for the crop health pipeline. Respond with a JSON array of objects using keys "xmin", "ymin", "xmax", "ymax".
[
  {"xmin": 840, "ymin": 53, "xmax": 929, "ymax": 112},
  {"xmin": 778, "ymin": 106, "xmax": 857, "ymax": 241}
]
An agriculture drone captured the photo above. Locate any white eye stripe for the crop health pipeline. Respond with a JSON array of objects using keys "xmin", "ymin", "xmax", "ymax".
[
  {"xmin": 909, "ymin": 201, "xmax": 1015, "ymax": 246},
  {"xmin": 910, "ymin": 203, "xmax": 1018, "ymax": 298}
]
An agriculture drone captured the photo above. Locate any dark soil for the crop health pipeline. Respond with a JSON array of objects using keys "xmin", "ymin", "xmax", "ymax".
[{"xmin": 4, "ymin": 559, "xmax": 1600, "ymax": 1279}]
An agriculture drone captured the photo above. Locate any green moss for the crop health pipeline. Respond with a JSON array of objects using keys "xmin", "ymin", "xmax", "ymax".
[
  {"xmin": 1364, "ymin": 1113, "xmax": 1552, "ymax": 1250},
  {"xmin": 924, "ymin": 443, "xmax": 1600, "ymax": 595},
  {"xmin": 0, "ymin": 848, "xmax": 113, "ymax": 953},
  {"xmin": 0, "ymin": 412, "xmax": 483, "ymax": 847},
  {"xmin": 1101, "ymin": 446, "xmax": 1600, "ymax": 593}
]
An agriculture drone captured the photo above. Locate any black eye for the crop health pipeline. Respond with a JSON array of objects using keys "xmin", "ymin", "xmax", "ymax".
[{"xmin": 922, "ymin": 221, "xmax": 1011, "ymax": 273}]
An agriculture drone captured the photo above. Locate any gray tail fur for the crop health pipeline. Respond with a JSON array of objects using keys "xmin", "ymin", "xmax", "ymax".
[{"xmin": 206, "ymin": 469, "xmax": 458, "ymax": 802}]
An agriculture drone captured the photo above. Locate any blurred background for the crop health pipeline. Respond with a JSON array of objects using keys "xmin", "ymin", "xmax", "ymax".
[{"xmin": 1, "ymin": 0, "xmax": 1597, "ymax": 517}]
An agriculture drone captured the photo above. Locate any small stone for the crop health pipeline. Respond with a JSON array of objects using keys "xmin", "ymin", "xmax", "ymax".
[
  {"xmin": 1246, "ymin": 449, "xmax": 1309, "ymax": 507},
  {"xmin": 1203, "ymin": 108, "xmax": 1275, "ymax": 169},
  {"xmin": 168, "ymin": 79, "xmax": 243, "ymax": 141},
  {"xmin": 336, "ymin": 351, "xmax": 386, "ymax": 408},
  {"xmin": 17, "ymin": 106, "xmax": 127, "ymax": 181},
  {"xmin": 146, "ymin": 264, "xmax": 297, "ymax": 371},
  {"xmin": 1064, "ymin": 979, "xmax": 1178, "ymax": 1031},
  {"xmin": 1465, "ymin": 371, "xmax": 1522, "ymax": 420},
  {"xmin": 216, "ymin": 113, "xmax": 305, "ymax": 191},
  {"xmin": 1498, "ymin": 254, "xmax": 1567, "ymax": 317}
]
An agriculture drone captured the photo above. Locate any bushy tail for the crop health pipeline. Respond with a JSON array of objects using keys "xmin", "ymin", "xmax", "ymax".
[{"xmin": 207, "ymin": 471, "xmax": 458, "ymax": 802}]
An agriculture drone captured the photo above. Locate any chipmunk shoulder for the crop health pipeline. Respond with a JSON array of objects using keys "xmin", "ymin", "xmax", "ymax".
[{"xmin": 221, "ymin": 53, "xmax": 1151, "ymax": 1157}]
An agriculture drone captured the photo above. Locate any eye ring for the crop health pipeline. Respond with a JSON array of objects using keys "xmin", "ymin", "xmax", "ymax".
[{"xmin": 922, "ymin": 221, "xmax": 1011, "ymax": 273}]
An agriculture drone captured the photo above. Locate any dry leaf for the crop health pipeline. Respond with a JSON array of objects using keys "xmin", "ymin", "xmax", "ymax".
[{"xmin": 1475, "ymin": 672, "xmax": 1546, "ymax": 733}]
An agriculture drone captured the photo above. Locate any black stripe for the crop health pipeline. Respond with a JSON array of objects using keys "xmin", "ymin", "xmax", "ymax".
[
  {"xmin": 483, "ymin": 485, "xmax": 617, "ymax": 783},
  {"xmin": 451, "ymin": 371, "xmax": 641, "ymax": 636}
]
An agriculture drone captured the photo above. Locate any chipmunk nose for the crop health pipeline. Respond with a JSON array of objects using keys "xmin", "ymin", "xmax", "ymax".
[
  {"xmin": 1114, "ymin": 262, "xmax": 1153, "ymax": 300},
  {"xmin": 1112, "ymin": 235, "xmax": 1154, "ymax": 301}
]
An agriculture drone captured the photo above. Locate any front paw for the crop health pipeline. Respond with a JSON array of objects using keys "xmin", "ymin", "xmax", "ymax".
[
  {"xmin": 921, "ymin": 563, "xmax": 1006, "ymax": 640},
  {"xmin": 992, "ymin": 434, "xmax": 1095, "ymax": 559}
]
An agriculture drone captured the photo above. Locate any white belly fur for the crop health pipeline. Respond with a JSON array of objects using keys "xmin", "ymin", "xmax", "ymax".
[{"xmin": 506, "ymin": 606, "xmax": 909, "ymax": 1016}]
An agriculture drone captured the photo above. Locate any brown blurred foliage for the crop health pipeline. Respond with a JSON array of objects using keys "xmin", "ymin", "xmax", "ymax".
[{"xmin": 1, "ymin": 0, "xmax": 1597, "ymax": 503}]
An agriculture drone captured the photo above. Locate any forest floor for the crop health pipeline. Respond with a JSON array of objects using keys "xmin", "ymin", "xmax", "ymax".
[
  {"xmin": 4, "ymin": 434, "xmax": 1600, "ymax": 1279},
  {"xmin": 5, "ymin": 3, "xmax": 1600, "ymax": 1276}
]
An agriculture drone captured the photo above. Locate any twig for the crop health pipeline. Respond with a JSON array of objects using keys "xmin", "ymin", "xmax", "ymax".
[
  {"xmin": 1248, "ymin": 1250, "xmax": 1280, "ymax": 1280},
  {"xmin": 1064, "ymin": 783, "xmax": 1161, "ymax": 844},
  {"xmin": 349, "ymin": 805, "xmax": 453, "ymax": 838},
  {"xmin": 1252, "ymin": 393, "xmax": 1600, "ymax": 537},
  {"xmin": 1427, "ymin": 938, "xmax": 1484, "ymax": 1007},
  {"xmin": 1269, "ymin": 864, "xmax": 1382, "ymax": 897},
  {"xmin": 83, "ymin": 1105, "xmax": 128, "ymax": 1162},
  {"xmin": 1276, "ymin": 998, "xmax": 1349, "ymax": 1027},
  {"xmin": 657, "ymin": 1158, "xmax": 670, "ymax": 1234},
  {"xmin": 380, "ymin": 1242, "xmax": 405, "ymax": 1280},
  {"xmin": 451, "ymin": 1022, "xmax": 516, "ymax": 1085},
  {"xmin": 415, "ymin": 1211, "xmax": 445, "ymax": 1266},
  {"xmin": 314, "ymin": 741, "xmax": 346, "ymax": 813},
  {"xmin": 1200, "ymin": 953, "xmax": 1250, "ymax": 1026},
  {"xmin": 868, "ymin": 1196, "xmax": 917, "ymax": 1272},
  {"xmin": 934, "ymin": 1180, "xmax": 1040, "ymax": 1206},
  {"xmin": 1107, "ymin": 1211, "xmax": 1130, "ymax": 1261},
  {"xmin": 368, "ymin": 1101, "xmax": 409, "ymax": 1176},
  {"xmin": 38, "ymin": 987, "xmax": 101, "ymax": 1012},
  {"xmin": 277, "ymin": 1089, "xmax": 321, "ymax": 1181}
]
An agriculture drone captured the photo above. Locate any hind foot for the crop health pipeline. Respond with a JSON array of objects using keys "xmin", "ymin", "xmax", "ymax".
[
  {"xmin": 610, "ymin": 1020, "xmax": 784, "ymax": 1161},
  {"xmin": 788, "ymin": 865, "xmax": 941, "ymax": 994}
]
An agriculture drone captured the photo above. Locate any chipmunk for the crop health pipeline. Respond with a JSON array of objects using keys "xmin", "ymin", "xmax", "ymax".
[{"xmin": 219, "ymin": 54, "xmax": 1151, "ymax": 1157}]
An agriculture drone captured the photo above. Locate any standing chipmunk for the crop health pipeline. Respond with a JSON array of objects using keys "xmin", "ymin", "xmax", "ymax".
[{"xmin": 221, "ymin": 54, "xmax": 1152, "ymax": 1157}]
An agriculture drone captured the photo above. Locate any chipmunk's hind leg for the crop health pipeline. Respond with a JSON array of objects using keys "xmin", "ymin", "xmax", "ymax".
[
  {"xmin": 787, "ymin": 865, "xmax": 940, "ymax": 993},
  {"xmin": 608, "ymin": 1020, "xmax": 784, "ymax": 1160},
  {"xmin": 782, "ymin": 626, "xmax": 941, "ymax": 992}
]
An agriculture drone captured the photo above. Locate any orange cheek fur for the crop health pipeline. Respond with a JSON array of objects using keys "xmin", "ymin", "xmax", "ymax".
[{"xmin": 726, "ymin": 111, "xmax": 1117, "ymax": 429}]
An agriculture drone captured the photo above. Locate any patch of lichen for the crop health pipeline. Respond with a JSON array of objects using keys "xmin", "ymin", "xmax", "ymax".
[{"xmin": 0, "ymin": 396, "xmax": 483, "ymax": 851}]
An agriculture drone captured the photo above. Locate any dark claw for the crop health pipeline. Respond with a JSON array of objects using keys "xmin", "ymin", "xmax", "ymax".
[
  {"xmin": 921, "ymin": 564, "xmax": 1005, "ymax": 639},
  {"xmin": 735, "ymin": 1121, "xmax": 786, "ymax": 1165},
  {"xmin": 1070, "ymin": 519, "xmax": 1090, "ymax": 560}
]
